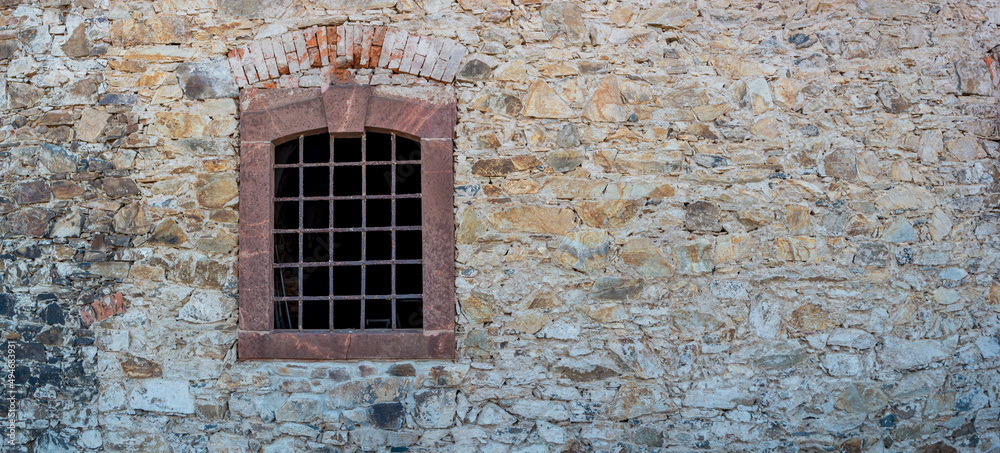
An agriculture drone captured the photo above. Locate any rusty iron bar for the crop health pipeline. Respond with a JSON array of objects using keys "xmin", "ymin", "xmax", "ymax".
[{"xmin": 272, "ymin": 131, "xmax": 422, "ymax": 332}]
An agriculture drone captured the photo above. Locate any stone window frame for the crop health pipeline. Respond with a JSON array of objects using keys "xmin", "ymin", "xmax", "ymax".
[{"xmin": 237, "ymin": 84, "xmax": 456, "ymax": 360}]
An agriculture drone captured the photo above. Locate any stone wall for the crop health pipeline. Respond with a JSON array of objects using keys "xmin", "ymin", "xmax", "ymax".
[{"xmin": 0, "ymin": 0, "xmax": 999, "ymax": 451}]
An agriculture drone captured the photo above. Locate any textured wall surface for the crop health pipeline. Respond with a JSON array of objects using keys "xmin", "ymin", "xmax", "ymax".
[{"xmin": 0, "ymin": 0, "xmax": 999, "ymax": 451}]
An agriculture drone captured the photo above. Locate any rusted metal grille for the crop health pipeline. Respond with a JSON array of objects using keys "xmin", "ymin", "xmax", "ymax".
[{"xmin": 272, "ymin": 131, "xmax": 423, "ymax": 331}]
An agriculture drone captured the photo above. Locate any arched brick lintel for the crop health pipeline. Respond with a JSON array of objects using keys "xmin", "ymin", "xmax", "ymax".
[{"xmin": 226, "ymin": 23, "xmax": 468, "ymax": 88}]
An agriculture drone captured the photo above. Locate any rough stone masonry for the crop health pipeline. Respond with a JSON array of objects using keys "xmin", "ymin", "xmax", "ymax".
[{"xmin": 0, "ymin": 0, "xmax": 999, "ymax": 451}]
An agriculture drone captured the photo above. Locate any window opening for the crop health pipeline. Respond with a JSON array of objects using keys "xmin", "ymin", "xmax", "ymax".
[{"xmin": 272, "ymin": 131, "xmax": 424, "ymax": 332}]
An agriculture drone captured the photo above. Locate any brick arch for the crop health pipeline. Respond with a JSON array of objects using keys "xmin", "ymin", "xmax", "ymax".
[{"xmin": 226, "ymin": 24, "xmax": 468, "ymax": 88}]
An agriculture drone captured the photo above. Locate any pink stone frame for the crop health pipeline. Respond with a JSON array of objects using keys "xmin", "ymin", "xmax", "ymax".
[{"xmin": 237, "ymin": 85, "xmax": 456, "ymax": 360}]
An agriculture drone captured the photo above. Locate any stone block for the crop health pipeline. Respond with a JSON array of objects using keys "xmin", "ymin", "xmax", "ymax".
[
  {"xmin": 684, "ymin": 201, "xmax": 722, "ymax": 232},
  {"xmin": 127, "ymin": 379, "xmax": 195, "ymax": 414},
  {"xmin": 554, "ymin": 229, "xmax": 610, "ymax": 273},
  {"xmin": 177, "ymin": 59, "xmax": 239, "ymax": 99},
  {"xmin": 414, "ymin": 389, "xmax": 456, "ymax": 429},
  {"xmin": 275, "ymin": 395, "xmax": 324, "ymax": 423},
  {"xmin": 178, "ymin": 290, "xmax": 236, "ymax": 324}
]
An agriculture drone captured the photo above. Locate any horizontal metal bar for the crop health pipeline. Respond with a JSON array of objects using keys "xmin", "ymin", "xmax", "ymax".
[
  {"xmin": 274, "ymin": 194, "xmax": 422, "ymax": 202},
  {"xmin": 275, "ymin": 294, "xmax": 423, "ymax": 301},
  {"xmin": 273, "ymin": 226, "xmax": 422, "ymax": 233},
  {"xmin": 274, "ymin": 160, "xmax": 420, "ymax": 168},
  {"xmin": 273, "ymin": 259, "xmax": 422, "ymax": 268},
  {"xmin": 274, "ymin": 328, "xmax": 424, "ymax": 332}
]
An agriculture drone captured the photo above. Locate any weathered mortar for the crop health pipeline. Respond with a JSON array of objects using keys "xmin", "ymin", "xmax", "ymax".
[{"xmin": 0, "ymin": 0, "xmax": 998, "ymax": 452}]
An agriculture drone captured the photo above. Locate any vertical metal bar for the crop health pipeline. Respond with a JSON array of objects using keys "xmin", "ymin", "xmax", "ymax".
[
  {"xmin": 390, "ymin": 133, "xmax": 397, "ymax": 331},
  {"xmin": 360, "ymin": 132, "xmax": 366, "ymax": 331},
  {"xmin": 298, "ymin": 136, "xmax": 304, "ymax": 330},
  {"xmin": 329, "ymin": 135, "xmax": 335, "ymax": 331},
  {"xmin": 297, "ymin": 269, "xmax": 303, "ymax": 330}
]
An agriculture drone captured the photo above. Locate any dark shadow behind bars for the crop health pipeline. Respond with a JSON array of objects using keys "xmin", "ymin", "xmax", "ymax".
[{"xmin": 272, "ymin": 132, "xmax": 423, "ymax": 331}]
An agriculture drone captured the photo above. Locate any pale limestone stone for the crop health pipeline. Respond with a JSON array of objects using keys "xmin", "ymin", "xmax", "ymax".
[
  {"xmin": 554, "ymin": 229, "xmax": 610, "ymax": 273},
  {"xmin": 641, "ymin": 7, "xmax": 695, "ymax": 29},
  {"xmin": 606, "ymin": 338, "xmax": 664, "ymax": 379},
  {"xmin": 890, "ymin": 161, "xmax": 912, "ymax": 181},
  {"xmin": 713, "ymin": 56, "xmax": 772, "ymax": 78},
  {"xmin": 456, "ymin": 208, "xmax": 487, "ymax": 243},
  {"xmin": 580, "ymin": 302, "xmax": 626, "ymax": 323},
  {"xmin": 692, "ymin": 103, "xmax": 729, "ymax": 121},
  {"xmin": 955, "ymin": 59, "xmax": 992, "ymax": 95},
  {"xmin": 460, "ymin": 292, "xmax": 493, "ymax": 323},
  {"xmin": 714, "ymin": 233, "xmax": 753, "ymax": 262},
  {"xmin": 682, "ymin": 378, "xmax": 750, "ymax": 410},
  {"xmin": 507, "ymin": 400, "xmax": 569, "ymax": 422},
  {"xmin": 620, "ymin": 238, "xmax": 671, "ymax": 277},
  {"xmin": 583, "ymin": 75, "xmax": 633, "ymax": 122},
  {"xmin": 540, "ymin": 176, "xmax": 607, "ymax": 199},
  {"xmin": 881, "ymin": 337, "xmax": 954, "ymax": 370},
  {"xmin": 945, "ymin": 136, "xmax": 986, "ymax": 161},
  {"xmin": 607, "ymin": 382, "xmax": 674, "ymax": 419},
  {"xmin": 929, "ymin": 208, "xmax": 952, "ymax": 241},
  {"xmin": 492, "ymin": 60, "xmax": 529, "ymax": 83},
  {"xmin": 76, "ymin": 108, "xmax": 110, "ymax": 142},
  {"xmin": 522, "ymin": 80, "xmax": 574, "ymax": 119},
  {"xmin": 489, "ymin": 205, "xmax": 576, "ymax": 235},
  {"xmin": 178, "ymin": 290, "xmax": 236, "ymax": 324},
  {"xmin": 875, "ymin": 186, "xmax": 936, "ymax": 211},
  {"xmin": 50, "ymin": 209, "xmax": 83, "ymax": 238},
  {"xmin": 918, "ymin": 129, "xmax": 943, "ymax": 162},
  {"xmin": 508, "ymin": 312, "xmax": 550, "ymax": 335},
  {"xmin": 501, "ymin": 180, "xmax": 539, "ymax": 194},
  {"xmin": 676, "ymin": 240, "xmax": 712, "ymax": 274},
  {"xmin": 38, "ymin": 144, "xmax": 79, "ymax": 173},
  {"xmin": 576, "ymin": 199, "xmax": 641, "ymax": 229},
  {"xmin": 127, "ymin": 379, "xmax": 195, "ymax": 414},
  {"xmin": 882, "ymin": 218, "xmax": 916, "ymax": 243}
]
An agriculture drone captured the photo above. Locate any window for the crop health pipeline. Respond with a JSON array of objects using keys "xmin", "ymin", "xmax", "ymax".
[{"xmin": 237, "ymin": 85, "xmax": 455, "ymax": 360}]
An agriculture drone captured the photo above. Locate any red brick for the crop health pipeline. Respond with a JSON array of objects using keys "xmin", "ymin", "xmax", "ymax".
[
  {"xmin": 239, "ymin": 44, "xmax": 254, "ymax": 67},
  {"xmin": 359, "ymin": 26, "xmax": 373, "ymax": 68},
  {"xmin": 304, "ymin": 27, "xmax": 319, "ymax": 68},
  {"xmin": 351, "ymin": 25, "xmax": 364, "ymax": 68},
  {"xmin": 83, "ymin": 292, "xmax": 126, "ymax": 327},
  {"xmin": 308, "ymin": 47, "xmax": 321, "ymax": 67},
  {"xmin": 281, "ymin": 33, "xmax": 299, "ymax": 73},
  {"xmin": 373, "ymin": 26, "xmax": 387, "ymax": 46},
  {"xmin": 265, "ymin": 58, "xmax": 280, "ymax": 78},
  {"xmin": 410, "ymin": 54, "xmax": 425, "ymax": 75},
  {"xmin": 272, "ymin": 38, "xmax": 289, "ymax": 75},
  {"xmin": 419, "ymin": 38, "xmax": 445, "ymax": 77},
  {"xmin": 441, "ymin": 42, "xmax": 467, "ymax": 82},
  {"xmin": 228, "ymin": 49, "xmax": 249, "ymax": 87},
  {"xmin": 336, "ymin": 25, "xmax": 347, "ymax": 60},
  {"xmin": 249, "ymin": 41, "xmax": 270, "ymax": 81},
  {"xmin": 111, "ymin": 293, "xmax": 125, "ymax": 315},
  {"xmin": 244, "ymin": 63, "xmax": 260, "ymax": 84},
  {"xmin": 316, "ymin": 26, "xmax": 330, "ymax": 66},
  {"xmin": 327, "ymin": 26, "xmax": 338, "ymax": 53},
  {"xmin": 260, "ymin": 37, "xmax": 275, "ymax": 60},
  {"xmin": 80, "ymin": 306, "xmax": 96, "ymax": 327},
  {"xmin": 305, "ymin": 27, "xmax": 317, "ymax": 47},
  {"xmin": 370, "ymin": 45, "xmax": 382, "ymax": 69},
  {"xmin": 429, "ymin": 40, "xmax": 454, "ymax": 80},
  {"xmin": 397, "ymin": 34, "xmax": 420, "ymax": 73},
  {"xmin": 292, "ymin": 30, "xmax": 310, "ymax": 70},
  {"xmin": 378, "ymin": 29, "xmax": 402, "ymax": 68}
]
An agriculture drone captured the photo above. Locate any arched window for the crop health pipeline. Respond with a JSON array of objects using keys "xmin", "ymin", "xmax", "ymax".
[{"xmin": 237, "ymin": 85, "xmax": 455, "ymax": 359}]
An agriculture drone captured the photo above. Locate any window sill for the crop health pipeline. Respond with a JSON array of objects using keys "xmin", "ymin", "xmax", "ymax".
[{"xmin": 237, "ymin": 330, "xmax": 455, "ymax": 360}]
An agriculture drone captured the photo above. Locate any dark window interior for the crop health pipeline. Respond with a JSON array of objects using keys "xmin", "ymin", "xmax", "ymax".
[{"xmin": 273, "ymin": 132, "xmax": 423, "ymax": 331}]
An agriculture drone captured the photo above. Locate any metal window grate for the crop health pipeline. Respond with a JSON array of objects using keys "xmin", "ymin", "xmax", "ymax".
[{"xmin": 272, "ymin": 132, "xmax": 423, "ymax": 331}]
